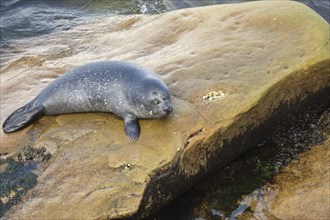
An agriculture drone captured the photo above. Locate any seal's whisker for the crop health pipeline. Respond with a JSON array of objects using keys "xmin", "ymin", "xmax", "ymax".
[{"xmin": 147, "ymin": 116, "xmax": 159, "ymax": 126}]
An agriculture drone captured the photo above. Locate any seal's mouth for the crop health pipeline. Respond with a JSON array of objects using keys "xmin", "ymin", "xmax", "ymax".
[
  {"xmin": 161, "ymin": 103, "xmax": 173, "ymax": 116},
  {"xmin": 147, "ymin": 101, "xmax": 173, "ymax": 118},
  {"xmin": 163, "ymin": 106, "xmax": 173, "ymax": 114}
]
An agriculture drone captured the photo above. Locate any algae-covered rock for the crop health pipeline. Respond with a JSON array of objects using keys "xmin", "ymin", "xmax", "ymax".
[{"xmin": 1, "ymin": 1, "xmax": 329, "ymax": 219}]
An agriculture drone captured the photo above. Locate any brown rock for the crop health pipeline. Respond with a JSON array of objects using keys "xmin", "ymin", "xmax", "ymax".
[
  {"xmin": 269, "ymin": 138, "xmax": 330, "ymax": 219},
  {"xmin": 1, "ymin": 1, "xmax": 329, "ymax": 219}
]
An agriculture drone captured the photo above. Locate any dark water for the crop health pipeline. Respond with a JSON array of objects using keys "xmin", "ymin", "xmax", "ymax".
[{"xmin": 0, "ymin": 0, "xmax": 329, "ymax": 48}]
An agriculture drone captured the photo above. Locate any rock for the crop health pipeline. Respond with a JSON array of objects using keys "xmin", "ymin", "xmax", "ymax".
[
  {"xmin": 268, "ymin": 138, "xmax": 330, "ymax": 219},
  {"xmin": 1, "ymin": 1, "xmax": 329, "ymax": 219}
]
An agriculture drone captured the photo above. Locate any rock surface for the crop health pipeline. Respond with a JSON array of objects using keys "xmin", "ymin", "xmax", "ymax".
[
  {"xmin": 0, "ymin": 1, "xmax": 329, "ymax": 219},
  {"xmin": 269, "ymin": 137, "xmax": 330, "ymax": 219}
]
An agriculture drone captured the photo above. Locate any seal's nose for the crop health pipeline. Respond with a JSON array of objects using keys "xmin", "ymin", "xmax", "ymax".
[{"xmin": 164, "ymin": 106, "xmax": 173, "ymax": 114}]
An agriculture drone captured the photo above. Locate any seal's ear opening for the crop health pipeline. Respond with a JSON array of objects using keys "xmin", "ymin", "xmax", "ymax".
[{"xmin": 2, "ymin": 100, "xmax": 45, "ymax": 133}]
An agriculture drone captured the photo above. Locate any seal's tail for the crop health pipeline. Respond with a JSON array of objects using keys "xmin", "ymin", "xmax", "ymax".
[{"xmin": 2, "ymin": 100, "xmax": 45, "ymax": 133}]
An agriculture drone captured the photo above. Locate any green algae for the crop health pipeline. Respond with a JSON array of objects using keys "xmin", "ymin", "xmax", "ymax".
[{"xmin": 0, "ymin": 146, "xmax": 51, "ymax": 217}]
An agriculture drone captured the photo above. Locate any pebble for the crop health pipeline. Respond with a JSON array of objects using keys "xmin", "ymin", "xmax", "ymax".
[{"xmin": 202, "ymin": 91, "xmax": 225, "ymax": 100}]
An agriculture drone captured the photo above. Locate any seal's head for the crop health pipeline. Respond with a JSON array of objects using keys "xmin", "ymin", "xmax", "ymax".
[
  {"xmin": 133, "ymin": 78, "xmax": 173, "ymax": 119},
  {"xmin": 146, "ymin": 89, "xmax": 173, "ymax": 118}
]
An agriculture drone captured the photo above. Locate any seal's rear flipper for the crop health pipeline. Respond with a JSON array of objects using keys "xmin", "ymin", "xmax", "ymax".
[{"xmin": 2, "ymin": 100, "xmax": 45, "ymax": 133}]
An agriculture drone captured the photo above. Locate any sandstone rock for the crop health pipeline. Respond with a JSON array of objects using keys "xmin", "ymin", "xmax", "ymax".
[
  {"xmin": 269, "ymin": 138, "xmax": 330, "ymax": 219},
  {"xmin": 1, "ymin": 1, "xmax": 329, "ymax": 219}
]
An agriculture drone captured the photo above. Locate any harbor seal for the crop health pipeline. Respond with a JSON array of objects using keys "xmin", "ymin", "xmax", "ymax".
[{"xmin": 2, "ymin": 60, "xmax": 173, "ymax": 141}]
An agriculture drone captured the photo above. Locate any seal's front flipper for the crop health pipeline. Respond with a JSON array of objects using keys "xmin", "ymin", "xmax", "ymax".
[
  {"xmin": 124, "ymin": 117, "xmax": 140, "ymax": 141},
  {"xmin": 2, "ymin": 100, "xmax": 45, "ymax": 133}
]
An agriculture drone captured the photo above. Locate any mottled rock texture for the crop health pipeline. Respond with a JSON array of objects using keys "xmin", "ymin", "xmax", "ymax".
[
  {"xmin": 1, "ymin": 1, "xmax": 329, "ymax": 219},
  {"xmin": 269, "ymin": 137, "xmax": 330, "ymax": 219}
]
